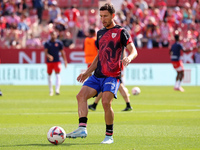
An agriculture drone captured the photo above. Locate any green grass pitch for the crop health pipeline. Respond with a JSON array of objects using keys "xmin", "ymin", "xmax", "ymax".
[{"xmin": 0, "ymin": 85, "xmax": 200, "ymax": 150}]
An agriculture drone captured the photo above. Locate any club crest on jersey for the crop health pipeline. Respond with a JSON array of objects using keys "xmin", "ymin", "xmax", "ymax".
[
  {"xmin": 112, "ymin": 33, "xmax": 117, "ymax": 38},
  {"xmin": 55, "ymin": 43, "xmax": 58, "ymax": 47}
]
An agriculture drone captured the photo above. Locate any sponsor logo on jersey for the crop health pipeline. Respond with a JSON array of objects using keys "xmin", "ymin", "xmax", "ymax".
[{"xmin": 55, "ymin": 43, "xmax": 58, "ymax": 47}]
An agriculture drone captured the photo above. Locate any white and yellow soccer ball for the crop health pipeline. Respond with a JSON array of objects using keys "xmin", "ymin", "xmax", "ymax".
[
  {"xmin": 132, "ymin": 87, "xmax": 141, "ymax": 95},
  {"xmin": 47, "ymin": 126, "xmax": 66, "ymax": 145}
]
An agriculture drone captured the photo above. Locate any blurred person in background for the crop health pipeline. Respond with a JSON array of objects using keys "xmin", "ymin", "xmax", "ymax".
[
  {"xmin": 44, "ymin": 31, "xmax": 68, "ymax": 96},
  {"xmin": 194, "ymin": 44, "xmax": 200, "ymax": 63},
  {"xmin": 48, "ymin": 1, "xmax": 60, "ymax": 24},
  {"xmin": 145, "ymin": 16, "xmax": 160, "ymax": 49},
  {"xmin": 64, "ymin": 5, "xmax": 80, "ymax": 44},
  {"xmin": 83, "ymin": 28, "xmax": 97, "ymax": 68},
  {"xmin": 160, "ymin": 19, "xmax": 173, "ymax": 48},
  {"xmin": 170, "ymin": 32, "xmax": 185, "ymax": 92},
  {"xmin": 32, "ymin": 0, "xmax": 44, "ymax": 24},
  {"xmin": 182, "ymin": 2, "xmax": 193, "ymax": 24}
]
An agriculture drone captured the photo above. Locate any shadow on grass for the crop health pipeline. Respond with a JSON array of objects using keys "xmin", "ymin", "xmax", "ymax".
[{"xmin": 0, "ymin": 142, "xmax": 100, "ymax": 147}]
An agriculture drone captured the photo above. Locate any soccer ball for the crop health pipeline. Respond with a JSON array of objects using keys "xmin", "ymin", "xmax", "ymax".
[
  {"xmin": 132, "ymin": 87, "xmax": 141, "ymax": 95},
  {"xmin": 47, "ymin": 126, "xmax": 66, "ymax": 145}
]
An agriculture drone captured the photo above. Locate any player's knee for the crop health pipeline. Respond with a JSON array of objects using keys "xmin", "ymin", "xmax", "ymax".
[
  {"xmin": 102, "ymin": 101, "xmax": 111, "ymax": 110},
  {"xmin": 76, "ymin": 92, "xmax": 84, "ymax": 101}
]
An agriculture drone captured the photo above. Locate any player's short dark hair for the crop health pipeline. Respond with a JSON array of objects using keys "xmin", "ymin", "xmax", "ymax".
[
  {"xmin": 174, "ymin": 34, "xmax": 179, "ymax": 41},
  {"xmin": 89, "ymin": 28, "xmax": 95, "ymax": 35},
  {"xmin": 100, "ymin": 3, "xmax": 115, "ymax": 14}
]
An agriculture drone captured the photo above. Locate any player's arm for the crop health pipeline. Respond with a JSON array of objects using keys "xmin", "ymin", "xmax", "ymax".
[
  {"xmin": 122, "ymin": 43, "xmax": 138, "ymax": 67},
  {"xmin": 60, "ymin": 49, "xmax": 68, "ymax": 68},
  {"xmin": 77, "ymin": 53, "xmax": 98, "ymax": 83},
  {"xmin": 44, "ymin": 48, "xmax": 54, "ymax": 62}
]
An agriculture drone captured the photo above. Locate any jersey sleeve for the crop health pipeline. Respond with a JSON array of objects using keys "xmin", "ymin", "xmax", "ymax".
[
  {"xmin": 180, "ymin": 44, "xmax": 184, "ymax": 51},
  {"xmin": 44, "ymin": 42, "xmax": 48, "ymax": 49},
  {"xmin": 95, "ymin": 32, "xmax": 99, "ymax": 49},
  {"xmin": 59, "ymin": 41, "xmax": 64, "ymax": 50},
  {"xmin": 120, "ymin": 29, "xmax": 133, "ymax": 47}
]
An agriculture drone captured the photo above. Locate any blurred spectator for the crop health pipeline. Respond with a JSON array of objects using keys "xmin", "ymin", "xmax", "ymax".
[
  {"xmin": 166, "ymin": 9, "xmax": 176, "ymax": 28},
  {"xmin": 173, "ymin": 6, "xmax": 183, "ymax": 28},
  {"xmin": 0, "ymin": 15, "xmax": 6, "ymax": 38},
  {"xmin": 192, "ymin": 0, "xmax": 200, "ymax": 23},
  {"xmin": 48, "ymin": 1, "xmax": 60, "ymax": 23},
  {"xmin": 54, "ymin": 12, "xmax": 68, "ymax": 33},
  {"xmin": 2, "ymin": 0, "xmax": 15, "ymax": 16},
  {"xmin": 4, "ymin": 25, "xmax": 21, "ymax": 48},
  {"xmin": 160, "ymin": 19, "xmax": 173, "ymax": 48},
  {"xmin": 64, "ymin": 5, "xmax": 80, "ymax": 44},
  {"xmin": 145, "ymin": 17, "xmax": 160, "ymax": 49},
  {"xmin": 120, "ymin": 2, "xmax": 129, "ymax": 17},
  {"xmin": 194, "ymin": 44, "xmax": 200, "ymax": 63},
  {"xmin": 16, "ymin": 0, "xmax": 28, "ymax": 16},
  {"xmin": 18, "ymin": 13, "xmax": 29, "ymax": 31},
  {"xmin": 26, "ymin": 33, "xmax": 42, "ymax": 48},
  {"xmin": 130, "ymin": 18, "xmax": 143, "ymax": 48},
  {"xmin": 158, "ymin": 1, "xmax": 168, "ymax": 21},
  {"xmin": 132, "ymin": 3, "xmax": 143, "ymax": 21},
  {"xmin": 32, "ymin": 0, "xmax": 44, "ymax": 24},
  {"xmin": 182, "ymin": 30, "xmax": 197, "ymax": 51},
  {"xmin": 115, "ymin": 11, "xmax": 126, "ymax": 25},
  {"xmin": 138, "ymin": 0, "xmax": 148, "ymax": 12},
  {"xmin": 6, "ymin": 12, "xmax": 20, "ymax": 29},
  {"xmin": 182, "ymin": 2, "xmax": 193, "ymax": 24}
]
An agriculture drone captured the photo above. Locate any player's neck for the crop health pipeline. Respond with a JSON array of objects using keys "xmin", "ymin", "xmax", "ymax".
[{"xmin": 105, "ymin": 21, "xmax": 116, "ymax": 29}]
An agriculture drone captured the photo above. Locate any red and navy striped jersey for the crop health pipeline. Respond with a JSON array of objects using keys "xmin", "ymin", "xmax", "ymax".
[{"xmin": 94, "ymin": 25, "xmax": 133, "ymax": 78}]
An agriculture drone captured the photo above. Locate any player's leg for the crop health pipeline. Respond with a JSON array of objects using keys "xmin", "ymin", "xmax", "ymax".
[
  {"xmin": 88, "ymin": 92, "xmax": 102, "ymax": 111},
  {"xmin": 101, "ymin": 77, "xmax": 120, "ymax": 144},
  {"xmin": 66, "ymin": 75, "xmax": 100, "ymax": 139},
  {"xmin": 47, "ymin": 63, "xmax": 53, "ymax": 96},
  {"xmin": 66, "ymin": 86, "xmax": 97, "ymax": 138},
  {"xmin": 55, "ymin": 62, "xmax": 62, "ymax": 95},
  {"xmin": 101, "ymin": 91, "xmax": 114, "ymax": 144},
  {"xmin": 174, "ymin": 61, "xmax": 184, "ymax": 92},
  {"xmin": 177, "ymin": 71, "xmax": 184, "ymax": 92},
  {"xmin": 119, "ymin": 83, "xmax": 132, "ymax": 111}
]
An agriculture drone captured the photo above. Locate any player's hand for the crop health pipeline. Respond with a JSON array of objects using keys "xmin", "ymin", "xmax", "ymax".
[
  {"xmin": 47, "ymin": 55, "xmax": 54, "ymax": 61},
  {"xmin": 64, "ymin": 61, "xmax": 67, "ymax": 68},
  {"xmin": 122, "ymin": 57, "xmax": 131, "ymax": 67},
  {"xmin": 77, "ymin": 73, "xmax": 88, "ymax": 83}
]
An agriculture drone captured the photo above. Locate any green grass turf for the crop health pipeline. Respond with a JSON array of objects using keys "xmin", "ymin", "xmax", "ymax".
[{"xmin": 0, "ymin": 85, "xmax": 200, "ymax": 150}]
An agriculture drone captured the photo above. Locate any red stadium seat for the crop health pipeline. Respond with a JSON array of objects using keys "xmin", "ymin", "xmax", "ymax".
[
  {"xmin": 82, "ymin": 0, "xmax": 92, "ymax": 8},
  {"xmin": 145, "ymin": 0, "xmax": 153, "ymax": 4},
  {"xmin": 92, "ymin": 0, "xmax": 99, "ymax": 7},
  {"xmin": 154, "ymin": 0, "xmax": 168, "ymax": 7},
  {"xmin": 132, "ymin": 0, "xmax": 137, "ymax": 3},
  {"xmin": 190, "ymin": 0, "xmax": 196, "ymax": 6},
  {"xmin": 68, "ymin": 0, "xmax": 81, "ymax": 7},
  {"xmin": 57, "ymin": 0, "xmax": 70, "ymax": 8},
  {"xmin": 166, "ymin": 0, "xmax": 177, "ymax": 7},
  {"xmin": 26, "ymin": 0, "xmax": 33, "ymax": 7},
  {"xmin": 42, "ymin": 9, "xmax": 49, "ymax": 21},
  {"xmin": 177, "ymin": 0, "xmax": 190, "ymax": 7},
  {"xmin": 79, "ymin": 9, "xmax": 86, "ymax": 16}
]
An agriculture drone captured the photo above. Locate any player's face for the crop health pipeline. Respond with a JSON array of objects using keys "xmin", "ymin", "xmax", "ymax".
[
  {"xmin": 100, "ymin": 10, "xmax": 114, "ymax": 29},
  {"xmin": 50, "ymin": 32, "xmax": 57, "ymax": 41}
]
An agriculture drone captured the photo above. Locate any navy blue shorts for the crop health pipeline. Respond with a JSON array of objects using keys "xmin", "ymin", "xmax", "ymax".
[{"xmin": 83, "ymin": 75, "xmax": 120, "ymax": 99}]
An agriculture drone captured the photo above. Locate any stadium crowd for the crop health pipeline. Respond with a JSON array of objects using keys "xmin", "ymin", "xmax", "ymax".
[{"xmin": 0, "ymin": 0, "xmax": 200, "ymax": 61}]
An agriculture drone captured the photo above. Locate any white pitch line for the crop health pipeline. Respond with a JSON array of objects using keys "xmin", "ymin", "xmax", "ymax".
[{"xmin": 1, "ymin": 109, "xmax": 200, "ymax": 116}]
